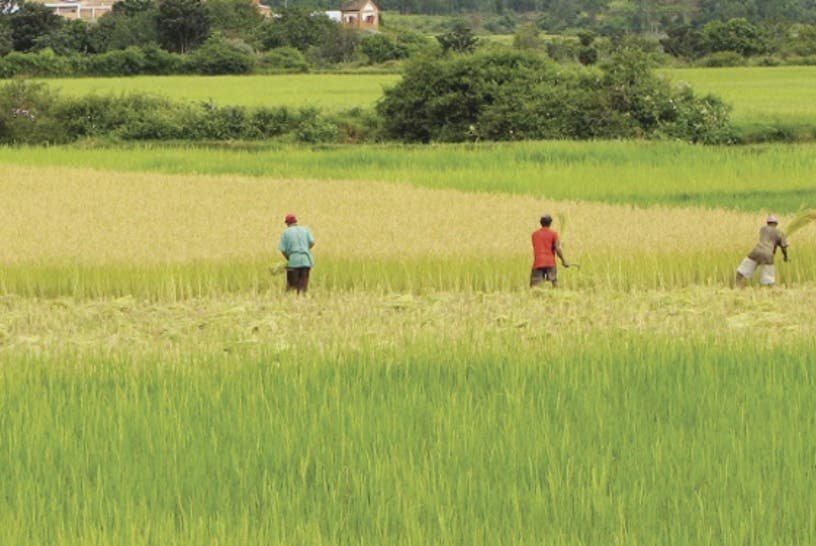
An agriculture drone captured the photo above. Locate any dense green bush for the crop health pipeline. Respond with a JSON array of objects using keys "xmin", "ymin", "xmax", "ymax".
[
  {"xmin": 701, "ymin": 18, "xmax": 770, "ymax": 57},
  {"xmin": 0, "ymin": 80, "xmax": 66, "ymax": 144},
  {"xmin": 377, "ymin": 48, "xmax": 735, "ymax": 144},
  {"xmin": 85, "ymin": 46, "xmax": 146, "ymax": 75},
  {"xmin": 259, "ymin": 47, "xmax": 308, "ymax": 73},
  {"xmin": 696, "ymin": 51, "xmax": 746, "ymax": 67},
  {"xmin": 188, "ymin": 36, "xmax": 255, "ymax": 75},
  {"xmin": 0, "ymin": 48, "xmax": 70, "ymax": 77},
  {"xmin": 0, "ymin": 80, "xmax": 352, "ymax": 144},
  {"xmin": 360, "ymin": 33, "xmax": 407, "ymax": 64}
]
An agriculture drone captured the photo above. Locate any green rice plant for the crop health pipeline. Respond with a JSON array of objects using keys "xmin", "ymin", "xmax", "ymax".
[{"xmin": 2, "ymin": 333, "xmax": 816, "ymax": 545}]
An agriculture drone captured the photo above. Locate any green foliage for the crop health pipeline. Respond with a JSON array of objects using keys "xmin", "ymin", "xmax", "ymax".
[
  {"xmin": 696, "ymin": 51, "xmax": 746, "ymax": 67},
  {"xmin": 259, "ymin": 47, "xmax": 309, "ymax": 73},
  {"xmin": 0, "ymin": 81, "xmax": 352, "ymax": 144},
  {"xmin": 436, "ymin": 19, "xmax": 479, "ymax": 54},
  {"xmin": 156, "ymin": 0, "xmax": 210, "ymax": 53},
  {"xmin": 512, "ymin": 21, "xmax": 542, "ymax": 50},
  {"xmin": 545, "ymin": 37, "xmax": 578, "ymax": 62},
  {"xmin": 84, "ymin": 46, "xmax": 146, "ymax": 76},
  {"xmin": 35, "ymin": 19, "xmax": 97, "ymax": 55},
  {"xmin": 91, "ymin": 0, "xmax": 159, "ymax": 53},
  {"xmin": 0, "ymin": 23, "xmax": 12, "ymax": 56},
  {"xmin": 140, "ymin": 44, "xmax": 185, "ymax": 74},
  {"xmin": 360, "ymin": 33, "xmax": 407, "ymax": 64},
  {"xmin": 378, "ymin": 48, "xmax": 734, "ymax": 144},
  {"xmin": 577, "ymin": 46, "xmax": 597, "ymax": 65},
  {"xmin": 0, "ymin": 80, "xmax": 65, "ymax": 144},
  {"xmin": 789, "ymin": 24, "xmax": 816, "ymax": 56},
  {"xmin": 576, "ymin": 29, "xmax": 596, "ymax": 47},
  {"xmin": 0, "ymin": 48, "xmax": 69, "ymax": 77},
  {"xmin": 307, "ymin": 25, "xmax": 359, "ymax": 66},
  {"xmin": 8, "ymin": 1, "xmax": 63, "ymax": 52},
  {"xmin": 660, "ymin": 23, "xmax": 704, "ymax": 60},
  {"xmin": 701, "ymin": 17, "xmax": 770, "ymax": 57},
  {"xmin": 259, "ymin": 8, "xmax": 334, "ymax": 53},
  {"xmin": 205, "ymin": 0, "xmax": 264, "ymax": 41},
  {"xmin": 189, "ymin": 36, "xmax": 256, "ymax": 75}
]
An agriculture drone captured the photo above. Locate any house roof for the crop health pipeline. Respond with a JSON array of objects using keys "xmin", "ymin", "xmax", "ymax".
[{"xmin": 341, "ymin": 0, "xmax": 375, "ymax": 12}]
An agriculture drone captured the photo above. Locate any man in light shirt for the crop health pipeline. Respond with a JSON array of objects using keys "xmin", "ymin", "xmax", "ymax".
[{"xmin": 278, "ymin": 214, "xmax": 315, "ymax": 293}]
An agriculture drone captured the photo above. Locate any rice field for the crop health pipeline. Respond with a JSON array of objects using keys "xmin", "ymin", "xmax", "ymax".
[
  {"xmin": 2, "ymin": 140, "xmax": 816, "ymax": 213},
  {"xmin": 3, "ymin": 141, "xmax": 816, "ymax": 544},
  {"xmin": 664, "ymin": 66, "xmax": 816, "ymax": 132}
]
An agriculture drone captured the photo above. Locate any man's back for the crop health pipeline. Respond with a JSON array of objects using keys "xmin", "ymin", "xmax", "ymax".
[
  {"xmin": 279, "ymin": 225, "xmax": 314, "ymax": 268},
  {"xmin": 748, "ymin": 225, "xmax": 786, "ymax": 264},
  {"xmin": 532, "ymin": 227, "xmax": 559, "ymax": 268}
]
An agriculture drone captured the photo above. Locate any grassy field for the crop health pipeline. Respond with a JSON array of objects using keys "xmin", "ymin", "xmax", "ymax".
[
  {"xmin": 39, "ymin": 74, "xmax": 400, "ymax": 110},
  {"xmin": 37, "ymin": 66, "xmax": 816, "ymax": 135},
  {"xmin": 4, "ymin": 140, "xmax": 816, "ymax": 544},
  {"xmin": 663, "ymin": 66, "xmax": 816, "ymax": 136}
]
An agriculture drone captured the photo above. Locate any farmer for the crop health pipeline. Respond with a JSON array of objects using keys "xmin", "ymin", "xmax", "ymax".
[
  {"xmin": 278, "ymin": 213, "xmax": 315, "ymax": 293},
  {"xmin": 531, "ymin": 214, "xmax": 569, "ymax": 288},
  {"xmin": 735, "ymin": 214, "xmax": 788, "ymax": 288}
]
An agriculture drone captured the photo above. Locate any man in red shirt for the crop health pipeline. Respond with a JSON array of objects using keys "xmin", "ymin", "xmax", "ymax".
[{"xmin": 531, "ymin": 214, "xmax": 569, "ymax": 288}]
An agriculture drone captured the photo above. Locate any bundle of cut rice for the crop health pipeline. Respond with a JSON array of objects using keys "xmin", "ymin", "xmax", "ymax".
[{"xmin": 785, "ymin": 208, "xmax": 816, "ymax": 237}]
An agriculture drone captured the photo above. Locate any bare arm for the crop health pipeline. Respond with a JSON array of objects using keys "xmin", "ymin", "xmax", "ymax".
[{"xmin": 555, "ymin": 242, "xmax": 569, "ymax": 267}]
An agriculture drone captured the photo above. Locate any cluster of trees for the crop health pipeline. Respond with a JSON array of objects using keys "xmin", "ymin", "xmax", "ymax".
[
  {"xmin": 0, "ymin": 79, "xmax": 363, "ymax": 144},
  {"xmin": 260, "ymin": 0, "xmax": 816, "ymax": 33},
  {"xmin": 661, "ymin": 18, "xmax": 816, "ymax": 63},
  {"xmin": 0, "ymin": 44, "xmax": 738, "ymax": 146},
  {"xmin": 0, "ymin": 0, "xmax": 432, "ymax": 75},
  {"xmin": 377, "ymin": 46, "xmax": 735, "ymax": 144}
]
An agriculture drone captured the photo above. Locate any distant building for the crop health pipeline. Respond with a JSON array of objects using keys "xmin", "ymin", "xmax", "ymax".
[
  {"xmin": 37, "ymin": 0, "xmax": 371, "ymax": 27},
  {"xmin": 340, "ymin": 0, "xmax": 378, "ymax": 31},
  {"xmin": 41, "ymin": 0, "xmax": 113, "ymax": 20}
]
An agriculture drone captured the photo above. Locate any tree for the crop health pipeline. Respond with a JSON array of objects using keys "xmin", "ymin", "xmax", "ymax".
[
  {"xmin": 91, "ymin": 0, "xmax": 159, "ymax": 52},
  {"xmin": 36, "ymin": 19, "xmax": 97, "ymax": 54},
  {"xmin": 259, "ymin": 8, "xmax": 333, "ymax": 52},
  {"xmin": 310, "ymin": 24, "xmax": 359, "ymax": 65},
  {"xmin": 206, "ymin": 0, "xmax": 263, "ymax": 41},
  {"xmin": 360, "ymin": 33, "xmax": 407, "ymax": 64},
  {"xmin": 156, "ymin": 0, "xmax": 210, "ymax": 53},
  {"xmin": 9, "ymin": 1, "xmax": 63, "ymax": 52},
  {"xmin": 190, "ymin": 35, "xmax": 255, "ymax": 74},
  {"xmin": 436, "ymin": 19, "xmax": 478, "ymax": 54},
  {"xmin": 377, "ymin": 47, "xmax": 733, "ymax": 144},
  {"xmin": 512, "ymin": 21, "xmax": 542, "ymax": 50},
  {"xmin": 701, "ymin": 17, "xmax": 769, "ymax": 57},
  {"xmin": 660, "ymin": 23, "xmax": 704, "ymax": 59}
]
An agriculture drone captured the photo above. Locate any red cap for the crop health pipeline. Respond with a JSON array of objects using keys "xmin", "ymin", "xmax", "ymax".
[{"xmin": 285, "ymin": 214, "xmax": 297, "ymax": 224}]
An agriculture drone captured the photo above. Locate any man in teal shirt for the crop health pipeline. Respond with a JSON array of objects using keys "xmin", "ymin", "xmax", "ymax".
[{"xmin": 278, "ymin": 214, "xmax": 315, "ymax": 293}]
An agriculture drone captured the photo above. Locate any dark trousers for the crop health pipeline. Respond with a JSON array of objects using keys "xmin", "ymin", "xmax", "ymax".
[{"xmin": 286, "ymin": 267, "xmax": 311, "ymax": 293}]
